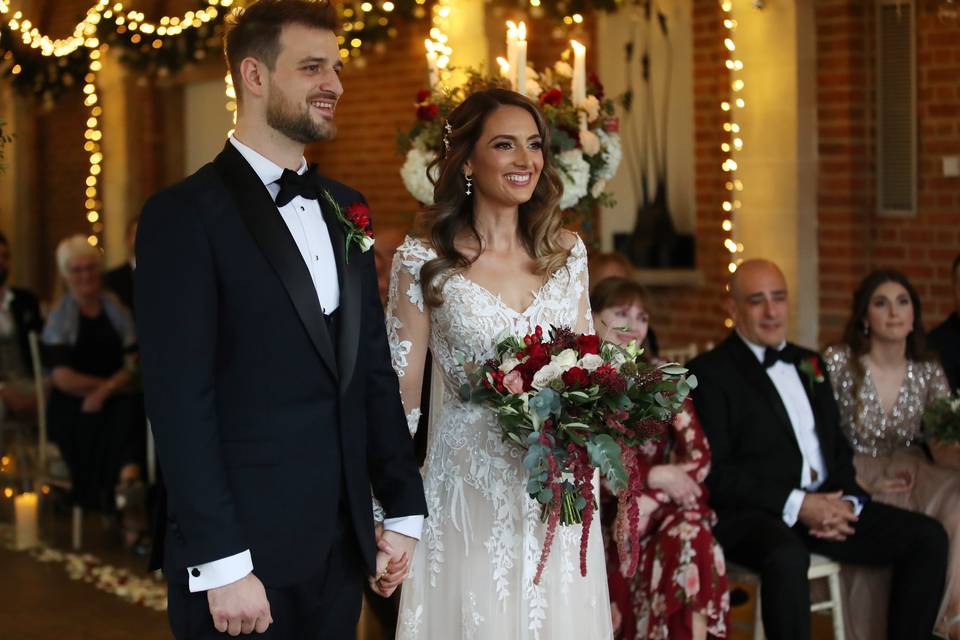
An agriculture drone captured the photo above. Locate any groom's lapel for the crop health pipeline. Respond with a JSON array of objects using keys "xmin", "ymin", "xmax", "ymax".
[
  {"xmin": 213, "ymin": 143, "xmax": 339, "ymax": 379},
  {"xmin": 315, "ymin": 175, "xmax": 362, "ymax": 392}
]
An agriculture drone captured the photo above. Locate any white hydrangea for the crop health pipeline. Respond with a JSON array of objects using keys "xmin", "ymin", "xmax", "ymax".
[
  {"xmin": 596, "ymin": 129, "xmax": 622, "ymax": 181},
  {"xmin": 580, "ymin": 95, "xmax": 601, "ymax": 123},
  {"xmin": 555, "ymin": 148, "xmax": 590, "ymax": 210},
  {"xmin": 555, "ymin": 61, "xmax": 574, "ymax": 78},
  {"xmin": 525, "ymin": 76, "xmax": 543, "ymax": 99},
  {"xmin": 400, "ymin": 144, "xmax": 439, "ymax": 205}
]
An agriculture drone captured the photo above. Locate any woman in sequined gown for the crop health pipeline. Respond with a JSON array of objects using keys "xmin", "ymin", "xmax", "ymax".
[
  {"xmin": 824, "ymin": 269, "xmax": 959, "ymax": 640},
  {"xmin": 386, "ymin": 89, "xmax": 612, "ymax": 639}
]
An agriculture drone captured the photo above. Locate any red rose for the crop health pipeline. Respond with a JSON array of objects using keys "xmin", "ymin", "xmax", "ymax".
[
  {"xmin": 345, "ymin": 203, "xmax": 372, "ymax": 230},
  {"xmin": 810, "ymin": 357, "xmax": 823, "ymax": 377},
  {"xmin": 562, "ymin": 366, "xmax": 590, "ymax": 388},
  {"xmin": 576, "ymin": 334, "xmax": 601, "ymax": 356},
  {"xmin": 484, "ymin": 369, "xmax": 506, "ymax": 392},
  {"xmin": 415, "ymin": 88, "xmax": 432, "ymax": 103},
  {"xmin": 540, "ymin": 87, "xmax": 563, "ymax": 106},
  {"xmin": 416, "ymin": 103, "xmax": 440, "ymax": 121}
]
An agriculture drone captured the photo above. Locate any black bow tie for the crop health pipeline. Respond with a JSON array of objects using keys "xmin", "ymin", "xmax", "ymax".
[
  {"xmin": 763, "ymin": 344, "xmax": 798, "ymax": 369},
  {"xmin": 274, "ymin": 167, "xmax": 318, "ymax": 207}
]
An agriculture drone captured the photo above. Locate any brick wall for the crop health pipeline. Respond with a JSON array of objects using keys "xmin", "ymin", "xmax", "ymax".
[{"xmin": 815, "ymin": 0, "xmax": 960, "ymax": 346}]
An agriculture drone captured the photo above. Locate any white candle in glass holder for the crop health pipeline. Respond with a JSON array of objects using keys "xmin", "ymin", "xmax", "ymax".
[
  {"xmin": 424, "ymin": 39, "xmax": 439, "ymax": 89},
  {"xmin": 515, "ymin": 22, "xmax": 527, "ymax": 97},
  {"xmin": 506, "ymin": 21, "xmax": 520, "ymax": 91},
  {"xmin": 14, "ymin": 492, "xmax": 39, "ymax": 550},
  {"xmin": 571, "ymin": 39, "xmax": 587, "ymax": 106}
]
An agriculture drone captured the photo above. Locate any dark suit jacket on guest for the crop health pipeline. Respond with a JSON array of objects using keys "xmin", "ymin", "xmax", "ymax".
[
  {"xmin": 687, "ymin": 333, "xmax": 866, "ymax": 520},
  {"xmin": 135, "ymin": 142, "xmax": 427, "ymax": 588},
  {"xmin": 930, "ymin": 312, "xmax": 960, "ymax": 393},
  {"xmin": 103, "ymin": 263, "xmax": 135, "ymax": 314},
  {"xmin": 5, "ymin": 287, "xmax": 44, "ymax": 373}
]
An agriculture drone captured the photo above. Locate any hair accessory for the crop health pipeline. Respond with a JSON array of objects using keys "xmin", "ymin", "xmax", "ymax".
[{"xmin": 443, "ymin": 122, "xmax": 453, "ymax": 152}]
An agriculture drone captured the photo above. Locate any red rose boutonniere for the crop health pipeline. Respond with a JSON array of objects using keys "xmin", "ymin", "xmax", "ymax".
[
  {"xmin": 320, "ymin": 191, "xmax": 375, "ymax": 262},
  {"xmin": 797, "ymin": 356, "xmax": 825, "ymax": 395}
]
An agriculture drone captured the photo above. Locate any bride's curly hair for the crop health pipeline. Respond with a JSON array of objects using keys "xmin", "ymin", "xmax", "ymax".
[{"xmin": 418, "ymin": 88, "xmax": 567, "ymax": 308}]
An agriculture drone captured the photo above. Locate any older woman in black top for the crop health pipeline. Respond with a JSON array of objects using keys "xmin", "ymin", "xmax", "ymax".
[{"xmin": 42, "ymin": 234, "xmax": 145, "ymax": 549}]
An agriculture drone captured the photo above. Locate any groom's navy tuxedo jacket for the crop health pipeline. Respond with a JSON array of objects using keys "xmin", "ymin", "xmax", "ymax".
[
  {"xmin": 687, "ymin": 333, "xmax": 866, "ymax": 520},
  {"xmin": 135, "ymin": 142, "xmax": 427, "ymax": 587}
]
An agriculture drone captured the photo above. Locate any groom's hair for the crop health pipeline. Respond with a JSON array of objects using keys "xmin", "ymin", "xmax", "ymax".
[{"xmin": 224, "ymin": 0, "xmax": 339, "ymax": 103}]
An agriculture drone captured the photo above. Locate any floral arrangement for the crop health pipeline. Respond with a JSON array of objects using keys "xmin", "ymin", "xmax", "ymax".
[
  {"xmin": 320, "ymin": 191, "xmax": 375, "ymax": 259},
  {"xmin": 460, "ymin": 325, "xmax": 696, "ymax": 583},
  {"xmin": 923, "ymin": 393, "xmax": 960, "ymax": 444},
  {"xmin": 398, "ymin": 60, "xmax": 622, "ymax": 215},
  {"xmin": 0, "ymin": 119, "xmax": 13, "ymax": 174}
]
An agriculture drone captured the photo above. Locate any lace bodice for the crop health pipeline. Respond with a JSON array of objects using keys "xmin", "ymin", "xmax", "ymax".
[
  {"xmin": 385, "ymin": 233, "xmax": 611, "ymax": 640},
  {"xmin": 386, "ymin": 233, "xmax": 594, "ymax": 429},
  {"xmin": 824, "ymin": 345, "xmax": 951, "ymax": 457}
]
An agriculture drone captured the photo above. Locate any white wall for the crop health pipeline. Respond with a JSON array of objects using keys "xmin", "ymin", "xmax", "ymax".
[
  {"xmin": 597, "ymin": 0, "xmax": 695, "ymax": 249},
  {"xmin": 184, "ymin": 78, "xmax": 234, "ymax": 176}
]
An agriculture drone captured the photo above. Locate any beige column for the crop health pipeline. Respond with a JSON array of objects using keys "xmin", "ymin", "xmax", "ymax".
[
  {"xmin": 98, "ymin": 51, "xmax": 132, "ymax": 269},
  {"xmin": 733, "ymin": 0, "xmax": 819, "ymax": 348}
]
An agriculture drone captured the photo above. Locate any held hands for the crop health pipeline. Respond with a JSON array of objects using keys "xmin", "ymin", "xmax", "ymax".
[
  {"xmin": 207, "ymin": 573, "xmax": 272, "ymax": 636},
  {"xmin": 647, "ymin": 463, "xmax": 702, "ymax": 508},
  {"xmin": 369, "ymin": 528, "xmax": 417, "ymax": 598},
  {"xmin": 799, "ymin": 491, "xmax": 858, "ymax": 541},
  {"xmin": 81, "ymin": 380, "xmax": 113, "ymax": 413},
  {"xmin": 871, "ymin": 469, "xmax": 913, "ymax": 495}
]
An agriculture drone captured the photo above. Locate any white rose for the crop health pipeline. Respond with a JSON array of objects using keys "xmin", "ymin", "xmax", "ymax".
[
  {"xmin": 590, "ymin": 179, "xmax": 607, "ymax": 199},
  {"xmin": 579, "ymin": 129, "xmax": 601, "ymax": 157},
  {"xmin": 579, "ymin": 95, "xmax": 601, "ymax": 123},
  {"xmin": 577, "ymin": 353, "xmax": 604, "ymax": 372},
  {"xmin": 551, "ymin": 348, "xmax": 579, "ymax": 372},
  {"xmin": 531, "ymin": 362, "xmax": 562, "ymax": 390},
  {"xmin": 554, "ymin": 61, "xmax": 573, "ymax": 78},
  {"xmin": 525, "ymin": 77, "xmax": 543, "ymax": 99},
  {"xmin": 358, "ymin": 236, "xmax": 375, "ymax": 252},
  {"xmin": 500, "ymin": 357, "xmax": 521, "ymax": 373}
]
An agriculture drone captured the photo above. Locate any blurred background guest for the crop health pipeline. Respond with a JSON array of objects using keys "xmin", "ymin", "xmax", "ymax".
[
  {"xmin": 0, "ymin": 231, "xmax": 43, "ymax": 425},
  {"xmin": 103, "ymin": 217, "xmax": 138, "ymax": 315},
  {"xmin": 592, "ymin": 278, "xmax": 729, "ymax": 640},
  {"xmin": 930, "ymin": 254, "xmax": 960, "ymax": 393},
  {"xmin": 588, "ymin": 253, "xmax": 659, "ymax": 356},
  {"xmin": 824, "ymin": 269, "xmax": 960, "ymax": 640},
  {"xmin": 41, "ymin": 234, "xmax": 147, "ymax": 552}
]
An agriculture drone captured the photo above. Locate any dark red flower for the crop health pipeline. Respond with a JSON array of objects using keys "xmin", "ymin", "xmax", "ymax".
[
  {"xmin": 562, "ymin": 366, "xmax": 590, "ymax": 388},
  {"xmin": 576, "ymin": 334, "xmax": 601, "ymax": 356},
  {"xmin": 588, "ymin": 72, "xmax": 605, "ymax": 100},
  {"xmin": 540, "ymin": 87, "xmax": 564, "ymax": 106},
  {"xmin": 604, "ymin": 117, "xmax": 620, "ymax": 134},
  {"xmin": 416, "ymin": 103, "xmax": 440, "ymax": 121},
  {"xmin": 809, "ymin": 357, "xmax": 823, "ymax": 377},
  {"xmin": 415, "ymin": 88, "xmax": 432, "ymax": 103},
  {"xmin": 592, "ymin": 364, "xmax": 626, "ymax": 393},
  {"xmin": 483, "ymin": 369, "xmax": 506, "ymax": 393},
  {"xmin": 345, "ymin": 203, "xmax": 372, "ymax": 231}
]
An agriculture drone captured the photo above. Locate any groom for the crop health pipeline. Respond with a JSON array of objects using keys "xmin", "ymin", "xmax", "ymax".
[{"xmin": 135, "ymin": 1, "xmax": 427, "ymax": 637}]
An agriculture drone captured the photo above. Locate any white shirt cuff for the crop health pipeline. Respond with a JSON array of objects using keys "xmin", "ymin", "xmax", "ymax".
[
  {"xmin": 187, "ymin": 549, "xmax": 253, "ymax": 593},
  {"xmin": 782, "ymin": 489, "xmax": 806, "ymax": 527},
  {"xmin": 841, "ymin": 495, "xmax": 865, "ymax": 516},
  {"xmin": 383, "ymin": 515, "xmax": 424, "ymax": 540}
]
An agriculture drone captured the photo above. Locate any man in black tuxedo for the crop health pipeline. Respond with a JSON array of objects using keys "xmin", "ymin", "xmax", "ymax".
[
  {"xmin": 103, "ymin": 217, "xmax": 138, "ymax": 314},
  {"xmin": 135, "ymin": 2, "xmax": 427, "ymax": 638},
  {"xmin": 0, "ymin": 232, "xmax": 43, "ymax": 417},
  {"xmin": 929, "ymin": 254, "xmax": 960, "ymax": 392},
  {"xmin": 688, "ymin": 259, "xmax": 947, "ymax": 640}
]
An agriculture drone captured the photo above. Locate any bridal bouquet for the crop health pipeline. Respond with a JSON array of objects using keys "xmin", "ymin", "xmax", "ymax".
[
  {"xmin": 923, "ymin": 393, "xmax": 960, "ymax": 444},
  {"xmin": 460, "ymin": 326, "xmax": 696, "ymax": 583},
  {"xmin": 398, "ymin": 63, "xmax": 621, "ymax": 214}
]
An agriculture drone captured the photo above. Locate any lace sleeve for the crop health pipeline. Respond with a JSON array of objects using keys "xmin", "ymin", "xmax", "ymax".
[
  {"xmin": 385, "ymin": 236, "xmax": 433, "ymax": 436},
  {"xmin": 569, "ymin": 234, "xmax": 594, "ymax": 335}
]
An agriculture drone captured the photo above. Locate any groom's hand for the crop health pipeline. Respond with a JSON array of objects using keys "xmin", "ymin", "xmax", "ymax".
[
  {"xmin": 368, "ymin": 530, "xmax": 417, "ymax": 598},
  {"xmin": 208, "ymin": 573, "xmax": 272, "ymax": 636}
]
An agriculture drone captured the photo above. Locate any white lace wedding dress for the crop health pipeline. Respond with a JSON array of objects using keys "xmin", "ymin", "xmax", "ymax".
[{"xmin": 386, "ymin": 234, "xmax": 612, "ymax": 640}]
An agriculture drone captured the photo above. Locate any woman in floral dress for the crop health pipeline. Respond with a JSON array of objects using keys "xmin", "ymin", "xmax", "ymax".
[{"xmin": 592, "ymin": 277, "xmax": 729, "ymax": 640}]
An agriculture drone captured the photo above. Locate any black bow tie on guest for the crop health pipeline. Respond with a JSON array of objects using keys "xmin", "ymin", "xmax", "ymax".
[
  {"xmin": 274, "ymin": 166, "xmax": 319, "ymax": 207},
  {"xmin": 763, "ymin": 344, "xmax": 799, "ymax": 369}
]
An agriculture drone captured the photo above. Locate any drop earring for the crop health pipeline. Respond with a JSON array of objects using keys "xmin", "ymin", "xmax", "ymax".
[{"xmin": 465, "ymin": 175, "xmax": 473, "ymax": 196}]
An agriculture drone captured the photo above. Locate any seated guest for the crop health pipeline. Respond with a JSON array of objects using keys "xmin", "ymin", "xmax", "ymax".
[
  {"xmin": 0, "ymin": 231, "xmax": 43, "ymax": 420},
  {"xmin": 824, "ymin": 269, "xmax": 960, "ymax": 639},
  {"xmin": 103, "ymin": 216, "xmax": 138, "ymax": 314},
  {"xmin": 930, "ymin": 254, "xmax": 960, "ymax": 392},
  {"xmin": 42, "ymin": 235, "xmax": 146, "ymax": 550},
  {"xmin": 589, "ymin": 252, "xmax": 659, "ymax": 356},
  {"xmin": 688, "ymin": 259, "xmax": 947, "ymax": 640},
  {"xmin": 592, "ymin": 278, "xmax": 729, "ymax": 640}
]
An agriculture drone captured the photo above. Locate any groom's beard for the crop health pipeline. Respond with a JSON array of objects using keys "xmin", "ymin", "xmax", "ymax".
[{"xmin": 266, "ymin": 84, "xmax": 336, "ymax": 144}]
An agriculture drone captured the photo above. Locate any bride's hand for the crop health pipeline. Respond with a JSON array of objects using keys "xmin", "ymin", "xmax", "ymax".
[{"xmin": 369, "ymin": 530, "xmax": 416, "ymax": 597}]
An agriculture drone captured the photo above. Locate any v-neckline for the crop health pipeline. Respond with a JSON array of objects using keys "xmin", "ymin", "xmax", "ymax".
[
  {"xmin": 863, "ymin": 359, "xmax": 910, "ymax": 420},
  {"xmin": 456, "ymin": 271, "xmax": 555, "ymax": 317}
]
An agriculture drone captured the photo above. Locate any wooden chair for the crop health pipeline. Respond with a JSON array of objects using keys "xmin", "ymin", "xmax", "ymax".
[{"xmin": 728, "ymin": 553, "xmax": 845, "ymax": 640}]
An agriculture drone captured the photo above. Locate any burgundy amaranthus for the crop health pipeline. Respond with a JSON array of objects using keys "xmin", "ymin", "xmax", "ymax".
[{"xmin": 534, "ymin": 437, "xmax": 563, "ymax": 584}]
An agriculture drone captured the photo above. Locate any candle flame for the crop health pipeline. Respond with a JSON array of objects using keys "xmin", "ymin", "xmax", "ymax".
[
  {"xmin": 497, "ymin": 56, "xmax": 510, "ymax": 75},
  {"xmin": 518, "ymin": 21, "xmax": 526, "ymax": 41},
  {"xmin": 571, "ymin": 40, "xmax": 585, "ymax": 55}
]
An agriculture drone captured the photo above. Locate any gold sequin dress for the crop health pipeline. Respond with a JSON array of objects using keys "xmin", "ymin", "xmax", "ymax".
[{"xmin": 824, "ymin": 345, "xmax": 957, "ymax": 639}]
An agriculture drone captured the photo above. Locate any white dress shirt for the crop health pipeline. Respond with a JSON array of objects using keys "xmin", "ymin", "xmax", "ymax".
[
  {"xmin": 187, "ymin": 137, "xmax": 422, "ymax": 592},
  {"xmin": 737, "ymin": 334, "xmax": 861, "ymax": 526}
]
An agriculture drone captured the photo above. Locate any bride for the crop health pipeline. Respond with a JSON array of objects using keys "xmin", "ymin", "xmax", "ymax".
[{"xmin": 386, "ymin": 88, "xmax": 612, "ymax": 639}]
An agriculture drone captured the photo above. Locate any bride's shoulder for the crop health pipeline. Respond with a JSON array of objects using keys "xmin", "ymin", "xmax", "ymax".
[
  {"xmin": 396, "ymin": 234, "xmax": 438, "ymax": 260},
  {"xmin": 557, "ymin": 230, "xmax": 587, "ymax": 259}
]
